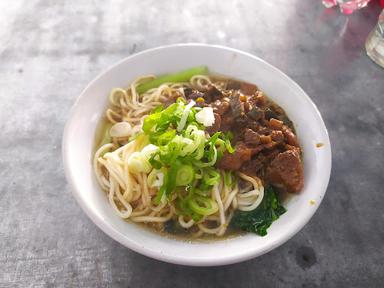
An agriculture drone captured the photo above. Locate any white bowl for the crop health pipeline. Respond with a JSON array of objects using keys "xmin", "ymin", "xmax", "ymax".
[{"xmin": 62, "ymin": 44, "xmax": 331, "ymax": 266}]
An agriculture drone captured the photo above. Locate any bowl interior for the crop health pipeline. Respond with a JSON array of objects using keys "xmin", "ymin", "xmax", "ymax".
[{"xmin": 63, "ymin": 44, "xmax": 331, "ymax": 266}]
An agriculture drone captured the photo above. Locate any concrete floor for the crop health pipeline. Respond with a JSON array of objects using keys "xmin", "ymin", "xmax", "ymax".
[{"xmin": 1, "ymin": 0, "xmax": 383, "ymax": 287}]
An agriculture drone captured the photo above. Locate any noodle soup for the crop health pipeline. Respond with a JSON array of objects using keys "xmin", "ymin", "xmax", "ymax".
[{"xmin": 93, "ymin": 67, "xmax": 303, "ymax": 239}]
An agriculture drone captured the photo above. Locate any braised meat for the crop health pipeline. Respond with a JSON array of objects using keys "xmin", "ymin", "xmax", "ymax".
[
  {"xmin": 184, "ymin": 78, "xmax": 304, "ymax": 194},
  {"xmin": 204, "ymin": 85, "xmax": 222, "ymax": 102},
  {"xmin": 212, "ymin": 99, "xmax": 230, "ymax": 115},
  {"xmin": 244, "ymin": 129, "xmax": 260, "ymax": 145},
  {"xmin": 229, "ymin": 92, "xmax": 245, "ymax": 119},
  {"xmin": 217, "ymin": 143, "xmax": 252, "ymax": 170},
  {"xmin": 227, "ymin": 80, "xmax": 258, "ymax": 95},
  {"xmin": 266, "ymin": 150, "xmax": 304, "ymax": 193}
]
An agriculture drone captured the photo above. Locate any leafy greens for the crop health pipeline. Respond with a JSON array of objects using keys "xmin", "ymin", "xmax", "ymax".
[{"xmin": 230, "ymin": 186, "xmax": 286, "ymax": 236}]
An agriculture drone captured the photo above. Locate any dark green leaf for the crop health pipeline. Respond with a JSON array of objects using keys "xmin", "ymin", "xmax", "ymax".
[{"xmin": 230, "ymin": 186, "xmax": 286, "ymax": 236}]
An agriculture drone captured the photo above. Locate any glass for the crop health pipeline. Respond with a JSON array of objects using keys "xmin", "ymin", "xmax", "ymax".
[
  {"xmin": 322, "ymin": 0, "xmax": 371, "ymax": 14},
  {"xmin": 366, "ymin": 9, "xmax": 384, "ymax": 68}
]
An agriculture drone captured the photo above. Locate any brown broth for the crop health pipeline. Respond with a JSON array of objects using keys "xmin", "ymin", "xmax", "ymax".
[{"xmin": 131, "ymin": 219, "xmax": 246, "ymax": 242}]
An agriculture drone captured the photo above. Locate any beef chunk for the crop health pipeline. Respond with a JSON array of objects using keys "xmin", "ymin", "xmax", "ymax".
[
  {"xmin": 257, "ymin": 126, "xmax": 271, "ymax": 135},
  {"xmin": 263, "ymin": 141, "xmax": 278, "ymax": 150},
  {"xmin": 206, "ymin": 113, "xmax": 221, "ymax": 135},
  {"xmin": 254, "ymin": 92, "xmax": 268, "ymax": 107},
  {"xmin": 266, "ymin": 150, "xmax": 304, "ymax": 193},
  {"xmin": 220, "ymin": 112, "xmax": 234, "ymax": 132},
  {"xmin": 229, "ymin": 92, "xmax": 245, "ymax": 119},
  {"xmin": 235, "ymin": 116, "xmax": 248, "ymax": 127},
  {"xmin": 217, "ymin": 143, "xmax": 252, "ymax": 170},
  {"xmin": 268, "ymin": 118, "xmax": 283, "ymax": 130},
  {"xmin": 240, "ymin": 155, "xmax": 266, "ymax": 175},
  {"xmin": 183, "ymin": 87, "xmax": 193, "ymax": 98},
  {"xmin": 203, "ymin": 85, "xmax": 222, "ymax": 103},
  {"xmin": 270, "ymin": 130, "xmax": 284, "ymax": 143},
  {"xmin": 212, "ymin": 99, "xmax": 230, "ymax": 115},
  {"xmin": 227, "ymin": 80, "xmax": 258, "ymax": 95},
  {"xmin": 260, "ymin": 135, "xmax": 272, "ymax": 144},
  {"xmin": 226, "ymin": 80, "xmax": 242, "ymax": 90},
  {"xmin": 247, "ymin": 121, "xmax": 260, "ymax": 132},
  {"xmin": 244, "ymin": 129, "xmax": 261, "ymax": 145},
  {"xmin": 264, "ymin": 107, "xmax": 278, "ymax": 120},
  {"xmin": 186, "ymin": 90, "xmax": 204, "ymax": 101},
  {"xmin": 282, "ymin": 126, "xmax": 299, "ymax": 147},
  {"xmin": 228, "ymin": 92, "xmax": 247, "ymax": 128},
  {"xmin": 285, "ymin": 144, "xmax": 300, "ymax": 153},
  {"xmin": 247, "ymin": 106, "xmax": 264, "ymax": 121},
  {"xmin": 239, "ymin": 82, "xmax": 258, "ymax": 95}
]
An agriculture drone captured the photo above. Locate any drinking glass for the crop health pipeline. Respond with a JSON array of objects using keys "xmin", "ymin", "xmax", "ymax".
[{"xmin": 366, "ymin": 9, "xmax": 384, "ymax": 67}]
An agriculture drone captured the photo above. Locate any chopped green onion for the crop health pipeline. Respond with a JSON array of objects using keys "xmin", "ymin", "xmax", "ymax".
[
  {"xmin": 202, "ymin": 168, "xmax": 221, "ymax": 186},
  {"xmin": 180, "ymin": 126, "xmax": 205, "ymax": 157},
  {"xmin": 136, "ymin": 66, "xmax": 208, "ymax": 94},
  {"xmin": 176, "ymin": 197, "xmax": 203, "ymax": 222},
  {"xmin": 193, "ymin": 188, "xmax": 209, "ymax": 197},
  {"xmin": 154, "ymin": 185, "xmax": 166, "ymax": 205},
  {"xmin": 193, "ymin": 145, "xmax": 218, "ymax": 168},
  {"xmin": 127, "ymin": 152, "xmax": 152, "ymax": 174},
  {"xmin": 142, "ymin": 112, "xmax": 161, "ymax": 133},
  {"xmin": 176, "ymin": 164, "xmax": 195, "ymax": 186},
  {"xmin": 188, "ymin": 196, "xmax": 218, "ymax": 216},
  {"xmin": 164, "ymin": 161, "xmax": 180, "ymax": 196},
  {"xmin": 224, "ymin": 171, "xmax": 234, "ymax": 187},
  {"xmin": 225, "ymin": 139, "xmax": 235, "ymax": 153},
  {"xmin": 142, "ymin": 102, "xmax": 179, "ymax": 134},
  {"xmin": 138, "ymin": 98, "xmax": 235, "ymax": 202},
  {"xmin": 156, "ymin": 130, "xmax": 176, "ymax": 146},
  {"xmin": 148, "ymin": 152, "xmax": 162, "ymax": 169},
  {"xmin": 127, "ymin": 144, "xmax": 157, "ymax": 174}
]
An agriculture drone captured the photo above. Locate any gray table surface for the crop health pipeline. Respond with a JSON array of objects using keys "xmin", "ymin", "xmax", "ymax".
[{"xmin": 1, "ymin": 0, "xmax": 383, "ymax": 287}]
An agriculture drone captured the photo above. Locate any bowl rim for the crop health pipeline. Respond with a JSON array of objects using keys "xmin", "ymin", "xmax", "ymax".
[{"xmin": 62, "ymin": 43, "xmax": 332, "ymax": 266}]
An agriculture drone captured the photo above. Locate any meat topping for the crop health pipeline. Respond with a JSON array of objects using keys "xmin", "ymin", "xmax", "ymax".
[{"xmin": 266, "ymin": 150, "xmax": 304, "ymax": 193}]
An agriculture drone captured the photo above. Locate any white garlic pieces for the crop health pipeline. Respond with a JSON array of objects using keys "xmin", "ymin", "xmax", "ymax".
[{"xmin": 109, "ymin": 122, "xmax": 132, "ymax": 138}]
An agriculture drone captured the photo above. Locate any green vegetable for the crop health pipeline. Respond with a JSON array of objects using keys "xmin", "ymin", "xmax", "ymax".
[
  {"xmin": 142, "ymin": 102, "xmax": 178, "ymax": 134},
  {"xmin": 176, "ymin": 164, "xmax": 195, "ymax": 186},
  {"xmin": 136, "ymin": 66, "xmax": 209, "ymax": 94},
  {"xmin": 156, "ymin": 130, "xmax": 176, "ymax": 146},
  {"xmin": 177, "ymin": 196, "xmax": 202, "ymax": 222},
  {"xmin": 223, "ymin": 171, "xmax": 233, "ymax": 187},
  {"xmin": 188, "ymin": 196, "xmax": 218, "ymax": 216},
  {"xmin": 154, "ymin": 185, "xmax": 166, "ymax": 204},
  {"xmin": 224, "ymin": 138, "xmax": 235, "ymax": 153},
  {"xmin": 230, "ymin": 186, "xmax": 286, "ymax": 236},
  {"xmin": 164, "ymin": 161, "xmax": 180, "ymax": 197},
  {"xmin": 140, "ymin": 99, "xmax": 234, "ymax": 208},
  {"xmin": 202, "ymin": 168, "xmax": 220, "ymax": 186},
  {"xmin": 148, "ymin": 153, "xmax": 162, "ymax": 170}
]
